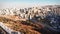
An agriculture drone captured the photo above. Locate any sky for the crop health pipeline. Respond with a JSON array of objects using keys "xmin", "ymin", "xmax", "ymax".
[{"xmin": 0, "ymin": 0, "xmax": 60, "ymax": 9}]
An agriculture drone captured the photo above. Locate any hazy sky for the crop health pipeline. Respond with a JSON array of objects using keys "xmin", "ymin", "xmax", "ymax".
[{"xmin": 0, "ymin": 0, "xmax": 60, "ymax": 9}]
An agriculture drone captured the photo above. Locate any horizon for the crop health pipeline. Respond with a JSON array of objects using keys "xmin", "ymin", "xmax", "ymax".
[{"xmin": 0, "ymin": 0, "xmax": 60, "ymax": 9}]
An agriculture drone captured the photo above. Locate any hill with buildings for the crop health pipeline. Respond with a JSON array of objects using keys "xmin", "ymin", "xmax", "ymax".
[{"xmin": 0, "ymin": 5, "xmax": 60, "ymax": 34}]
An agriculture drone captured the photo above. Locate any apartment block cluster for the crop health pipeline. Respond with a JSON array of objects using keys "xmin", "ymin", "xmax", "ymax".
[{"xmin": 0, "ymin": 5, "xmax": 60, "ymax": 20}]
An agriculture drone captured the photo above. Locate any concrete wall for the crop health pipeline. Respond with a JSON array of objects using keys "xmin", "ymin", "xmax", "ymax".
[{"xmin": 0, "ymin": 22, "xmax": 21, "ymax": 34}]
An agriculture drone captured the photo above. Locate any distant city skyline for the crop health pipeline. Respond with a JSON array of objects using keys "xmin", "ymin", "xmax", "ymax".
[{"xmin": 0, "ymin": 0, "xmax": 60, "ymax": 9}]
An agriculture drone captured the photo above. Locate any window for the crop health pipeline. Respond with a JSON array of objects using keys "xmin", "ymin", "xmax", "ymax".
[{"xmin": 11, "ymin": 32, "xmax": 18, "ymax": 34}]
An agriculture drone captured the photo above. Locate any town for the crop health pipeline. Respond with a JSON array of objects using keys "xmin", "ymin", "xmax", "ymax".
[{"xmin": 0, "ymin": 5, "xmax": 60, "ymax": 34}]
